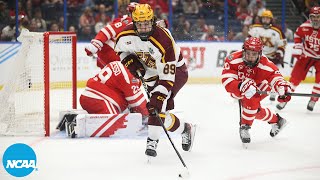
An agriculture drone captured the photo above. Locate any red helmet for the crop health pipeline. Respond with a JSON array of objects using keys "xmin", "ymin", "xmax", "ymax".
[
  {"xmin": 310, "ymin": 6, "xmax": 320, "ymax": 16},
  {"xmin": 243, "ymin": 37, "xmax": 263, "ymax": 67},
  {"xmin": 127, "ymin": 2, "xmax": 139, "ymax": 13},
  {"xmin": 309, "ymin": 6, "xmax": 320, "ymax": 29},
  {"xmin": 244, "ymin": 37, "xmax": 263, "ymax": 52}
]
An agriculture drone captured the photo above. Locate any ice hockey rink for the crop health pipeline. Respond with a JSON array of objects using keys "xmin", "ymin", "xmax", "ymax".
[{"xmin": 0, "ymin": 83, "xmax": 319, "ymax": 180}]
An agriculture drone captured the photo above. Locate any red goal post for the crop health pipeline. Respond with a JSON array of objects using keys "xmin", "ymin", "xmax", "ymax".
[{"xmin": 0, "ymin": 30, "xmax": 77, "ymax": 136}]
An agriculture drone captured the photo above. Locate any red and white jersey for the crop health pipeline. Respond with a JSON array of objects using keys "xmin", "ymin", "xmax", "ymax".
[
  {"xmin": 221, "ymin": 50, "xmax": 285, "ymax": 97},
  {"xmin": 95, "ymin": 15, "xmax": 132, "ymax": 66},
  {"xmin": 115, "ymin": 24, "xmax": 185, "ymax": 95},
  {"xmin": 294, "ymin": 20, "xmax": 320, "ymax": 58},
  {"xmin": 81, "ymin": 61, "xmax": 147, "ymax": 114},
  {"xmin": 248, "ymin": 24, "xmax": 287, "ymax": 58}
]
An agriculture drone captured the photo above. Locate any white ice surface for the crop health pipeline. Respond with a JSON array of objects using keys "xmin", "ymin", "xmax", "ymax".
[{"xmin": 0, "ymin": 84, "xmax": 319, "ymax": 180}]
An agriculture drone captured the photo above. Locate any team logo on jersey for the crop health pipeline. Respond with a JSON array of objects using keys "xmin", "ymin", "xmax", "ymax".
[
  {"xmin": 123, "ymin": 20, "xmax": 129, "ymax": 25},
  {"xmin": 238, "ymin": 65, "xmax": 243, "ymax": 70},
  {"xmin": 227, "ymin": 55, "xmax": 233, "ymax": 60},
  {"xmin": 148, "ymin": 48, "xmax": 154, "ymax": 54},
  {"xmin": 2, "ymin": 143, "xmax": 37, "ymax": 177},
  {"xmin": 126, "ymin": 41, "xmax": 132, "ymax": 45}
]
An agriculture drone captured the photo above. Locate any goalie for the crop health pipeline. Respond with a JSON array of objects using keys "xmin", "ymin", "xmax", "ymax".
[{"xmin": 58, "ymin": 61, "xmax": 149, "ymax": 138}]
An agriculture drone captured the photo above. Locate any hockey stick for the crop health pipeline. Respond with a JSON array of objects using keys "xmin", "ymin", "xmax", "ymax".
[
  {"xmin": 238, "ymin": 100, "xmax": 242, "ymax": 126},
  {"xmin": 257, "ymin": 91, "xmax": 320, "ymax": 97},
  {"xmin": 136, "ymin": 70, "xmax": 189, "ymax": 176}
]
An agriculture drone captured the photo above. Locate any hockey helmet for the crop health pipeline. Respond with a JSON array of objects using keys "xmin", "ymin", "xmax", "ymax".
[
  {"xmin": 243, "ymin": 37, "xmax": 263, "ymax": 67},
  {"xmin": 132, "ymin": 4, "xmax": 156, "ymax": 41},
  {"xmin": 260, "ymin": 10, "xmax": 273, "ymax": 29},
  {"xmin": 127, "ymin": 2, "xmax": 139, "ymax": 13},
  {"xmin": 309, "ymin": 6, "xmax": 320, "ymax": 29}
]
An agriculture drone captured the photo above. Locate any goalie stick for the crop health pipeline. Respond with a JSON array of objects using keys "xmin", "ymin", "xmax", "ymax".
[
  {"xmin": 136, "ymin": 70, "xmax": 190, "ymax": 178},
  {"xmin": 257, "ymin": 91, "xmax": 320, "ymax": 97}
]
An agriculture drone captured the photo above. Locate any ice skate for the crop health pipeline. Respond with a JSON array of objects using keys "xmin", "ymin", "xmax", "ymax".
[
  {"xmin": 307, "ymin": 100, "xmax": 316, "ymax": 111},
  {"xmin": 65, "ymin": 116, "xmax": 77, "ymax": 138},
  {"xmin": 239, "ymin": 124, "xmax": 251, "ymax": 148},
  {"xmin": 270, "ymin": 114, "xmax": 288, "ymax": 137},
  {"xmin": 276, "ymin": 102, "xmax": 287, "ymax": 110},
  {"xmin": 145, "ymin": 137, "xmax": 158, "ymax": 158},
  {"xmin": 269, "ymin": 93, "xmax": 276, "ymax": 101},
  {"xmin": 181, "ymin": 123, "xmax": 196, "ymax": 152}
]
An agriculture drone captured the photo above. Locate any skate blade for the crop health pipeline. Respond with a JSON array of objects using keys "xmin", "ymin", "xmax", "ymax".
[
  {"xmin": 146, "ymin": 156, "xmax": 154, "ymax": 164},
  {"xmin": 188, "ymin": 124, "xmax": 197, "ymax": 152},
  {"xmin": 242, "ymin": 143, "xmax": 249, "ymax": 149},
  {"xmin": 273, "ymin": 121, "xmax": 289, "ymax": 138}
]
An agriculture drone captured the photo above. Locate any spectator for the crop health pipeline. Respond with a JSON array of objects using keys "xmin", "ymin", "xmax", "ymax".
[
  {"xmin": 95, "ymin": 4, "xmax": 108, "ymax": 22},
  {"xmin": 49, "ymin": 22, "xmax": 59, "ymax": 31},
  {"xmin": 78, "ymin": 25, "xmax": 94, "ymax": 41},
  {"xmin": 190, "ymin": 16, "xmax": 208, "ymax": 40},
  {"xmin": 28, "ymin": 19, "xmax": 40, "ymax": 32},
  {"xmin": 25, "ymin": 0, "xmax": 33, "ymax": 19},
  {"xmin": 94, "ymin": 13, "xmax": 108, "ymax": 33},
  {"xmin": 255, "ymin": 0, "xmax": 266, "ymax": 16},
  {"xmin": 200, "ymin": 25, "xmax": 220, "ymax": 41},
  {"xmin": 235, "ymin": 0, "xmax": 250, "ymax": 22},
  {"xmin": 1, "ymin": 18, "xmax": 16, "ymax": 41},
  {"xmin": 79, "ymin": 7, "xmax": 95, "ymax": 29},
  {"xmin": 0, "ymin": 1, "xmax": 10, "ymax": 31},
  {"xmin": 173, "ymin": 13, "xmax": 193, "ymax": 40},
  {"xmin": 32, "ymin": 8, "xmax": 47, "ymax": 32},
  {"xmin": 58, "ymin": 16, "xmax": 65, "ymax": 31},
  {"xmin": 182, "ymin": 0, "xmax": 199, "ymax": 14},
  {"xmin": 284, "ymin": 23, "xmax": 294, "ymax": 42},
  {"xmin": 68, "ymin": 25, "xmax": 77, "ymax": 32},
  {"xmin": 233, "ymin": 25, "xmax": 249, "ymax": 42}
]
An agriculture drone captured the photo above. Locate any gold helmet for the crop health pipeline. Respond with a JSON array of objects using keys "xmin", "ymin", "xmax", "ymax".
[
  {"xmin": 261, "ymin": 10, "xmax": 273, "ymax": 19},
  {"xmin": 132, "ymin": 4, "xmax": 156, "ymax": 41},
  {"xmin": 260, "ymin": 10, "xmax": 273, "ymax": 28}
]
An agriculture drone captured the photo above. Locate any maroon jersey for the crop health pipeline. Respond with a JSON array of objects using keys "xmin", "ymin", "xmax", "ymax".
[
  {"xmin": 294, "ymin": 20, "xmax": 320, "ymax": 58},
  {"xmin": 80, "ymin": 61, "xmax": 147, "ymax": 115},
  {"xmin": 222, "ymin": 50, "xmax": 285, "ymax": 98}
]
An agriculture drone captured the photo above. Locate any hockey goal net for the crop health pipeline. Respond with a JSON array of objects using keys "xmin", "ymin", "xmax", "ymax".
[{"xmin": 0, "ymin": 30, "xmax": 77, "ymax": 136}]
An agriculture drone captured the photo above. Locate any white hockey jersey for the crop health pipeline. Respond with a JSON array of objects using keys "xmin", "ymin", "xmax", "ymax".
[
  {"xmin": 114, "ymin": 24, "xmax": 185, "ymax": 88},
  {"xmin": 248, "ymin": 24, "xmax": 287, "ymax": 58}
]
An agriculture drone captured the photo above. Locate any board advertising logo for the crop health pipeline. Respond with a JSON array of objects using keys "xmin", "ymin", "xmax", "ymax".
[{"xmin": 2, "ymin": 143, "xmax": 37, "ymax": 177}]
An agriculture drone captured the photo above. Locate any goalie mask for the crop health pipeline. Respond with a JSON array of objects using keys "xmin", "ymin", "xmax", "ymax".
[
  {"xmin": 309, "ymin": 6, "xmax": 320, "ymax": 29},
  {"xmin": 260, "ymin": 10, "xmax": 273, "ymax": 29},
  {"xmin": 132, "ymin": 4, "xmax": 156, "ymax": 41},
  {"xmin": 243, "ymin": 37, "xmax": 263, "ymax": 68}
]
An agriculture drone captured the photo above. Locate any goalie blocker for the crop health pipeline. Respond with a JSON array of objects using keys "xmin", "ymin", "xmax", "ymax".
[{"xmin": 57, "ymin": 110, "xmax": 145, "ymax": 138}]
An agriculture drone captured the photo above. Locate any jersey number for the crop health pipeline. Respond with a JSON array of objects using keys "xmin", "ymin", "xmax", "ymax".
[
  {"xmin": 163, "ymin": 64, "xmax": 176, "ymax": 75},
  {"xmin": 114, "ymin": 22, "xmax": 122, "ymax": 28},
  {"xmin": 131, "ymin": 85, "xmax": 140, "ymax": 94},
  {"xmin": 310, "ymin": 43, "xmax": 319, "ymax": 51},
  {"xmin": 96, "ymin": 67, "xmax": 112, "ymax": 83}
]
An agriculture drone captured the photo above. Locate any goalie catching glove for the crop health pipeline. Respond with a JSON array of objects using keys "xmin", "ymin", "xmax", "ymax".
[
  {"xmin": 147, "ymin": 92, "xmax": 167, "ymax": 115},
  {"xmin": 121, "ymin": 54, "xmax": 146, "ymax": 78},
  {"xmin": 85, "ymin": 39, "xmax": 103, "ymax": 56},
  {"xmin": 274, "ymin": 80, "xmax": 292, "ymax": 103},
  {"xmin": 239, "ymin": 78, "xmax": 257, "ymax": 99}
]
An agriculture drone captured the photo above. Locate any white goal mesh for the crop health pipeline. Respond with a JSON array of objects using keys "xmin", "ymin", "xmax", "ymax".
[{"xmin": 0, "ymin": 30, "xmax": 77, "ymax": 136}]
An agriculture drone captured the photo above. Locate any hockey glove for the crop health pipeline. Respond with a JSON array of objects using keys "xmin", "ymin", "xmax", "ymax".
[
  {"xmin": 85, "ymin": 39, "xmax": 103, "ymax": 56},
  {"xmin": 275, "ymin": 52, "xmax": 284, "ymax": 68},
  {"xmin": 147, "ymin": 92, "xmax": 167, "ymax": 115},
  {"xmin": 292, "ymin": 43, "xmax": 303, "ymax": 59},
  {"xmin": 275, "ymin": 80, "xmax": 292, "ymax": 103},
  {"xmin": 239, "ymin": 78, "xmax": 257, "ymax": 99},
  {"xmin": 121, "ymin": 54, "xmax": 145, "ymax": 78}
]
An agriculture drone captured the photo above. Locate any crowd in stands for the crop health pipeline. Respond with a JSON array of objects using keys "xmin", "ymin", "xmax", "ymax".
[{"xmin": 0, "ymin": 0, "xmax": 310, "ymax": 42}]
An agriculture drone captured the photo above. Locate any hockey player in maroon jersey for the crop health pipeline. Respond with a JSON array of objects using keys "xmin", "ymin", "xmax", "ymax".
[
  {"xmin": 221, "ymin": 37, "xmax": 290, "ymax": 147},
  {"xmin": 85, "ymin": 2, "xmax": 138, "ymax": 68},
  {"xmin": 277, "ymin": 6, "xmax": 320, "ymax": 111},
  {"xmin": 85, "ymin": 2, "xmax": 168, "ymax": 69},
  {"xmin": 114, "ymin": 4, "xmax": 196, "ymax": 157}
]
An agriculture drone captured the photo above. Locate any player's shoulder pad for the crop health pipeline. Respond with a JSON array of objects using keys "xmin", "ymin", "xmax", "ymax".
[
  {"xmin": 270, "ymin": 24, "xmax": 285, "ymax": 38},
  {"xmin": 250, "ymin": 24, "xmax": 263, "ymax": 28},
  {"xmin": 115, "ymin": 24, "xmax": 135, "ymax": 42},
  {"xmin": 149, "ymin": 26, "xmax": 175, "ymax": 53}
]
